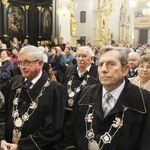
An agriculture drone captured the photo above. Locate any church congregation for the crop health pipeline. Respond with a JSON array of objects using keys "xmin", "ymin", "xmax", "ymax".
[{"xmin": 0, "ymin": 0, "xmax": 150, "ymax": 149}]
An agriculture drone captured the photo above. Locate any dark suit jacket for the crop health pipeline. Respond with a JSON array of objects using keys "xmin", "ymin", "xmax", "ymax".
[
  {"xmin": 127, "ymin": 69, "xmax": 138, "ymax": 78},
  {"xmin": 48, "ymin": 55, "xmax": 60, "ymax": 71},
  {"xmin": 0, "ymin": 59, "xmax": 14, "ymax": 90},
  {"xmin": 61, "ymin": 79, "xmax": 150, "ymax": 150}
]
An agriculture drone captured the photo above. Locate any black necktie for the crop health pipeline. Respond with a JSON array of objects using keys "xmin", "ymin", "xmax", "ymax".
[
  {"xmin": 131, "ymin": 70, "xmax": 135, "ymax": 76},
  {"xmin": 25, "ymin": 80, "xmax": 32, "ymax": 89}
]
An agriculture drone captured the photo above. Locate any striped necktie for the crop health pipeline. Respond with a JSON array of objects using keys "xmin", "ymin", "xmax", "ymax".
[{"xmin": 102, "ymin": 92, "xmax": 114, "ymax": 118}]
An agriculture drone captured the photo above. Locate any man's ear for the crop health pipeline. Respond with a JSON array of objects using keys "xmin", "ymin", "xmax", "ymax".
[
  {"xmin": 123, "ymin": 64, "xmax": 129, "ymax": 76},
  {"xmin": 39, "ymin": 60, "xmax": 44, "ymax": 67}
]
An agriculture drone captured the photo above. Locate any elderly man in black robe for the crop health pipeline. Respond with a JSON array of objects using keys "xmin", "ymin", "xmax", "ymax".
[
  {"xmin": 0, "ymin": 45, "xmax": 66, "ymax": 150},
  {"xmin": 61, "ymin": 46, "xmax": 150, "ymax": 150},
  {"xmin": 61, "ymin": 46, "xmax": 99, "ymax": 124}
]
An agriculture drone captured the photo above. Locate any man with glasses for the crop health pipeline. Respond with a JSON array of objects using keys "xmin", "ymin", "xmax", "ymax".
[{"xmin": 0, "ymin": 45, "xmax": 66, "ymax": 150}]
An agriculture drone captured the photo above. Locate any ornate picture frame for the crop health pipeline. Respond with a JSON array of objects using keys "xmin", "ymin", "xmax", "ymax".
[
  {"xmin": 7, "ymin": 5, "xmax": 24, "ymax": 36},
  {"xmin": 42, "ymin": 8, "xmax": 52, "ymax": 37}
]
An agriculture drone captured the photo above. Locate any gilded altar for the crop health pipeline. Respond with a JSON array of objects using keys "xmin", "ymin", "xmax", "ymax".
[{"xmin": 95, "ymin": 0, "xmax": 113, "ymax": 45}]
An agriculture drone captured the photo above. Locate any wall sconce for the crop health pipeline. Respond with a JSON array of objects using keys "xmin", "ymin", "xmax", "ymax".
[{"xmin": 59, "ymin": 7, "xmax": 69, "ymax": 16}]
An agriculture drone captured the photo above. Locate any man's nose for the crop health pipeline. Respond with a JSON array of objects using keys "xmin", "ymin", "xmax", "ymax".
[
  {"xmin": 78, "ymin": 56, "xmax": 83, "ymax": 60},
  {"xmin": 101, "ymin": 63, "xmax": 108, "ymax": 72}
]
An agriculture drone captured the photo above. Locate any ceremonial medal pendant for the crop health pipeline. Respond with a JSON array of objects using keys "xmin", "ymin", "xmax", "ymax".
[
  {"xmin": 101, "ymin": 132, "xmax": 112, "ymax": 144},
  {"xmin": 88, "ymin": 140, "xmax": 99, "ymax": 150},
  {"xmin": 76, "ymin": 87, "xmax": 81, "ymax": 93},
  {"xmin": 86, "ymin": 129, "xmax": 95, "ymax": 140},
  {"xmin": 12, "ymin": 137, "xmax": 19, "ymax": 144},
  {"xmin": 12, "ymin": 110, "xmax": 19, "ymax": 118},
  {"xmin": 30, "ymin": 102, "xmax": 37, "ymax": 109},
  {"xmin": 112, "ymin": 117, "xmax": 122, "ymax": 128},
  {"xmin": 12, "ymin": 129, "xmax": 21, "ymax": 144},
  {"xmin": 68, "ymin": 80, "xmax": 72, "ymax": 85},
  {"xmin": 81, "ymin": 80, "xmax": 87, "ymax": 85},
  {"xmin": 68, "ymin": 99, "xmax": 74, "ymax": 107},
  {"xmin": 14, "ymin": 118, "xmax": 23, "ymax": 128},
  {"xmin": 22, "ymin": 113, "xmax": 29, "ymax": 121},
  {"xmin": 13, "ymin": 98, "xmax": 19, "ymax": 105},
  {"xmin": 69, "ymin": 91, "xmax": 75, "ymax": 97}
]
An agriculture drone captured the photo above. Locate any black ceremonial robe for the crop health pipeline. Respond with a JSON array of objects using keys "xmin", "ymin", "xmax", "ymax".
[
  {"xmin": 0, "ymin": 71, "xmax": 66, "ymax": 150},
  {"xmin": 61, "ymin": 79, "xmax": 150, "ymax": 150},
  {"xmin": 62, "ymin": 64, "xmax": 99, "ymax": 123}
]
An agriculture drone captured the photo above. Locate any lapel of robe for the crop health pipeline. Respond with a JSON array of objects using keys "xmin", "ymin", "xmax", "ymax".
[
  {"xmin": 11, "ymin": 72, "xmax": 50, "ymax": 101},
  {"xmin": 106, "ymin": 80, "xmax": 147, "ymax": 117},
  {"xmin": 78, "ymin": 80, "xmax": 147, "ymax": 122},
  {"xmin": 27, "ymin": 72, "xmax": 49, "ymax": 100},
  {"xmin": 92, "ymin": 92, "xmax": 104, "ymax": 121},
  {"xmin": 78, "ymin": 84, "xmax": 104, "ymax": 121}
]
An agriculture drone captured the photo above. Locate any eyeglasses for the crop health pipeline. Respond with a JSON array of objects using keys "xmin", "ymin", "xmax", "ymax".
[{"xmin": 17, "ymin": 60, "xmax": 39, "ymax": 67}]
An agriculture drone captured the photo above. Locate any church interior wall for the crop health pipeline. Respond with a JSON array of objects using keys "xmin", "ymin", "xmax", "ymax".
[
  {"xmin": 0, "ymin": 0, "xmax": 149, "ymax": 47},
  {"xmin": 59, "ymin": 13, "xmax": 71, "ymax": 43},
  {"xmin": 148, "ymin": 29, "xmax": 150, "ymax": 44},
  {"xmin": 74, "ymin": 0, "xmax": 94, "ymax": 44},
  {"xmin": 134, "ymin": 29, "xmax": 140, "ymax": 44},
  {"xmin": 58, "ymin": 0, "xmax": 71, "ymax": 43},
  {"xmin": 108, "ymin": 0, "xmax": 122, "ymax": 44}
]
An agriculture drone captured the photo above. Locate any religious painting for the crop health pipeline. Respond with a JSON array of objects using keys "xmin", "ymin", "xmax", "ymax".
[
  {"xmin": 42, "ymin": 8, "xmax": 52, "ymax": 37},
  {"xmin": 7, "ymin": 6, "xmax": 24, "ymax": 36}
]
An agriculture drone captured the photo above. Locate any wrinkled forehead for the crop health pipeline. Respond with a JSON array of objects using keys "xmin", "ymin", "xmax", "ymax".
[
  {"xmin": 99, "ymin": 50, "xmax": 121, "ymax": 61},
  {"xmin": 77, "ymin": 49, "xmax": 90, "ymax": 56},
  {"xmin": 129, "ymin": 55, "xmax": 138, "ymax": 60},
  {"xmin": 18, "ymin": 53, "xmax": 33, "ymax": 59}
]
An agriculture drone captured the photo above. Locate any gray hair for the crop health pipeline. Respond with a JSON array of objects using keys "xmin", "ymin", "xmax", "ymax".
[
  {"xmin": 77, "ymin": 46, "xmax": 94, "ymax": 57},
  {"xmin": 128, "ymin": 51, "xmax": 140, "ymax": 61},
  {"xmin": 19, "ymin": 45, "xmax": 44, "ymax": 61},
  {"xmin": 99, "ymin": 46, "xmax": 129, "ymax": 66}
]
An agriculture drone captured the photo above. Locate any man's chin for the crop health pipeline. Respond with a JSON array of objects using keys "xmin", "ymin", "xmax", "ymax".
[
  {"xmin": 100, "ymin": 81, "xmax": 110, "ymax": 86},
  {"xmin": 78, "ymin": 64, "xmax": 85, "ymax": 68},
  {"xmin": 21, "ymin": 73, "xmax": 28, "ymax": 78}
]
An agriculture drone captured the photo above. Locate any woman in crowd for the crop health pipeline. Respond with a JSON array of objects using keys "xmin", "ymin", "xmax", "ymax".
[
  {"xmin": 129, "ymin": 54, "xmax": 150, "ymax": 91},
  {"xmin": 48, "ymin": 46, "xmax": 60, "ymax": 75},
  {"xmin": 11, "ymin": 46, "xmax": 19, "ymax": 68},
  {"xmin": 59, "ymin": 46, "xmax": 73, "ymax": 71},
  {"xmin": 10, "ymin": 37, "xmax": 20, "ymax": 49},
  {"xmin": 0, "ymin": 50, "xmax": 14, "ymax": 89},
  {"xmin": 44, "ymin": 45, "xmax": 51, "ymax": 57},
  {"xmin": 50, "ymin": 37, "xmax": 59, "ymax": 47}
]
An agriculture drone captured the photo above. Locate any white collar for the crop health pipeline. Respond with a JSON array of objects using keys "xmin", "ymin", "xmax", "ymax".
[
  {"xmin": 77, "ymin": 64, "xmax": 91, "ymax": 77},
  {"xmin": 25, "ymin": 71, "xmax": 42, "ymax": 85},
  {"xmin": 130, "ymin": 68, "xmax": 138, "ymax": 72},
  {"xmin": 103, "ymin": 80, "xmax": 125, "ymax": 101}
]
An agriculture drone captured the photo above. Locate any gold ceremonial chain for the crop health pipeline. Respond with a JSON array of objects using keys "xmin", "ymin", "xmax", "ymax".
[
  {"xmin": 12, "ymin": 79, "xmax": 52, "ymax": 144},
  {"xmin": 67, "ymin": 75, "xmax": 90, "ymax": 107},
  {"xmin": 85, "ymin": 105, "xmax": 128, "ymax": 150}
]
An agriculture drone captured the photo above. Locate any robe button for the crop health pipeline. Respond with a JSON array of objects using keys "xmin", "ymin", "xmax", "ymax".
[{"xmin": 23, "ymin": 101, "xmax": 26, "ymax": 105}]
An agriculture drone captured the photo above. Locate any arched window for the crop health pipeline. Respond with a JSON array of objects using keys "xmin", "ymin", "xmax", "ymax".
[{"xmin": 80, "ymin": 11, "xmax": 86, "ymax": 23}]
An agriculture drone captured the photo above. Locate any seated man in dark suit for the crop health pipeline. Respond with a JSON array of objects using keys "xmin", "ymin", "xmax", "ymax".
[{"xmin": 127, "ymin": 51, "xmax": 140, "ymax": 78}]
